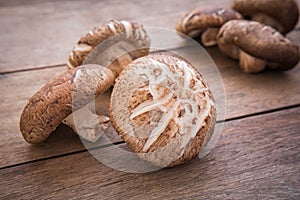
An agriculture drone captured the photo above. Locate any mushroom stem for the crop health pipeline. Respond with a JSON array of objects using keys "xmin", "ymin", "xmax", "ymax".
[
  {"xmin": 251, "ymin": 13, "xmax": 284, "ymax": 33},
  {"xmin": 201, "ymin": 28, "xmax": 219, "ymax": 47},
  {"xmin": 63, "ymin": 87, "xmax": 111, "ymax": 142},
  {"xmin": 63, "ymin": 102, "xmax": 110, "ymax": 142},
  {"xmin": 239, "ymin": 51, "xmax": 267, "ymax": 73}
]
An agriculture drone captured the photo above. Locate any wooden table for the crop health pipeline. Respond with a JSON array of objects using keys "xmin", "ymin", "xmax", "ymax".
[{"xmin": 1, "ymin": 0, "xmax": 299, "ymax": 199}]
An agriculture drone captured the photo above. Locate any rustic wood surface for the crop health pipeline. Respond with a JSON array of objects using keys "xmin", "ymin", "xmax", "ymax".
[
  {"xmin": 0, "ymin": 0, "xmax": 300, "ymax": 199},
  {"xmin": 1, "ymin": 108, "xmax": 299, "ymax": 199}
]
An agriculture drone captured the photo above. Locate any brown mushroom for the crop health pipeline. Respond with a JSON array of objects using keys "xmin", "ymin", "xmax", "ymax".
[
  {"xmin": 217, "ymin": 20, "xmax": 299, "ymax": 73},
  {"xmin": 67, "ymin": 20, "xmax": 150, "ymax": 76},
  {"xmin": 110, "ymin": 54, "xmax": 216, "ymax": 167},
  {"xmin": 64, "ymin": 20, "xmax": 150, "ymax": 142},
  {"xmin": 176, "ymin": 7, "xmax": 242, "ymax": 46},
  {"xmin": 232, "ymin": 0, "xmax": 299, "ymax": 34},
  {"xmin": 20, "ymin": 64, "xmax": 115, "ymax": 143}
]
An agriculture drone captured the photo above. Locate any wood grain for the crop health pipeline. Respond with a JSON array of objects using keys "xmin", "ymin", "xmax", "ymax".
[
  {"xmin": 1, "ymin": 107, "xmax": 299, "ymax": 199},
  {"xmin": 0, "ymin": 0, "xmax": 236, "ymax": 73},
  {"xmin": 1, "ymin": 0, "xmax": 300, "ymax": 198},
  {"xmin": 1, "ymin": 45, "xmax": 300, "ymax": 168},
  {"xmin": 2, "ymin": 0, "xmax": 298, "ymax": 73}
]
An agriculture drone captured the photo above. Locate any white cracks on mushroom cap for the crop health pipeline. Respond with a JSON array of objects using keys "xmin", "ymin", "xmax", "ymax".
[
  {"xmin": 73, "ymin": 43, "xmax": 93, "ymax": 52},
  {"xmin": 107, "ymin": 21, "xmax": 117, "ymax": 34},
  {"xmin": 88, "ymin": 30, "xmax": 94, "ymax": 36},
  {"xmin": 142, "ymin": 101, "xmax": 178, "ymax": 151},
  {"xmin": 67, "ymin": 60, "xmax": 73, "ymax": 69},
  {"xmin": 68, "ymin": 20, "xmax": 150, "ymax": 72},
  {"xmin": 120, "ymin": 20, "xmax": 133, "ymax": 38},
  {"xmin": 217, "ymin": 8, "xmax": 226, "ymax": 15},
  {"xmin": 130, "ymin": 92, "xmax": 173, "ymax": 120},
  {"xmin": 68, "ymin": 52, "xmax": 76, "ymax": 69},
  {"xmin": 180, "ymin": 12, "xmax": 195, "ymax": 32},
  {"xmin": 128, "ymin": 58, "xmax": 214, "ymax": 153}
]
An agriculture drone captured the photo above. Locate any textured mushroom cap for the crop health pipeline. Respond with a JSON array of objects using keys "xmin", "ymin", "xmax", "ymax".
[
  {"xmin": 110, "ymin": 54, "xmax": 216, "ymax": 167},
  {"xmin": 217, "ymin": 20, "xmax": 299, "ymax": 70},
  {"xmin": 67, "ymin": 20, "xmax": 150, "ymax": 75},
  {"xmin": 176, "ymin": 7, "xmax": 242, "ymax": 37},
  {"xmin": 20, "ymin": 65, "xmax": 115, "ymax": 143},
  {"xmin": 232, "ymin": 0, "xmax": 299, "ymax": 34}
]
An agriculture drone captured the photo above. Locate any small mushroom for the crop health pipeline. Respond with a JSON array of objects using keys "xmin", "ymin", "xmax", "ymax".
[
  {"xmin": 232, "ymin": 0, "xmax": 299, "ymax": 34},
  {"xmin": 20, "ymin": 64, "xmax": 115, "ymax": 143},
  {"xmin": 110, "ymin": 54, "xmax": 216, "ymax": 167},
  {"xmin": 217, "ymin": 20, "xmax": 299, "ymax": 73},
  {"xmin": 176, "ymin": 7, "xmax": 242, "ymax": 46},
  {"xmin": 64, "ymin": 20, "xmax": 150, "ymax": 142},
  {"xmin": 67, "ymin": 20, "xmax": 150, "ymax": 75}
]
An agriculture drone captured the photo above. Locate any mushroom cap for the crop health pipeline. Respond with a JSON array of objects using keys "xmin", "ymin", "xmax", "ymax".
[
  {"xmin": 110, "ymin": 54, "xmax": 216, "ymax": 167},
  {"xmin": 20, "ymin": 64, "xmax": 115, "ymax": 143},
  {"xmin": 217, "ymin": 20, "xmax": 299, "ymax": 70},
  {"xmin": 232, "ymin": 0, "xmax": 299, "ymax": 34},
  {"xmin": 176, "ymin": 7, "xmax": 242, "ymax": 37},
  {"xmin": 67, "ymin": 20, "xmax": 150, "ymax": 75}
]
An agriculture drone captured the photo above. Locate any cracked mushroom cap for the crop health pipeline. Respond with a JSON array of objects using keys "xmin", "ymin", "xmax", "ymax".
[
  {"xmin": 110, "ymin": 54, "xmax": 216, "ymax": 167},
  {"xmin": 232, "ymin": 0, "xmax": 299, "ymax": 34},
  {"xmin": 176, "ymin": 7, "xmax": 242, "ymax": 46},
  {"xmin": 67, "ymin": 20, "xmax": 150, "ymax": 76},
  {"xmin": 217, "ymin": 20, "xmax": 299, "ymax": 72},
  {"xmin": 20, "ymin": 64, "xmax": 115, "ymax": 143}
]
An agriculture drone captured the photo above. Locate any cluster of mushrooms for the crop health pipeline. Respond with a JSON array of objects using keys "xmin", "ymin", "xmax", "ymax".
[
  {"xmin": 19, "ymin": 0, "xmax": 300, "ymax": 169},
  {"xmin": 176, "ymin": 0, "xmax": 300, "ymax": 73},
  {"xmin": 20, "ymin": 20, "xmax": 216, "ymax": 168}
]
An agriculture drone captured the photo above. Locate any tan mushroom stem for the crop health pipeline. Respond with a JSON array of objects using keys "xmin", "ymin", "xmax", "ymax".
[
  {"xmin": 239, "ymin": 51, "xmax": 267, "ymax": 73},
  {"xmin": 62, "ymin": 101, "xmax": 110, "ymax": 142},
  {"xmin": 63, "ymin": 89, "xmax": 111, "ymax": 142},
  {"xmin": 201, "ymin": 28, "xmax": 220, "ymax": 47},
  {"xmin": 251, "ymin": 13, "xmax": 284, "ymax": 33}
]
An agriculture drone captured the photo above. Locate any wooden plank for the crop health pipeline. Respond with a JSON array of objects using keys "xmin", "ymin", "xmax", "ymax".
[
  {"xmin": 1, "ymin": 107, "xmax": 299, "ymax": 199},
  {"xmin": 1, "ymin": 45, "xmax": 300, "ymax": 168},
  {"xmin": 0, "ymin": 0, "xmax": 235, "ymax": 73},
  {"xmin": 1, "ymin": 0, "xmax": 299, "ymax": 73}
]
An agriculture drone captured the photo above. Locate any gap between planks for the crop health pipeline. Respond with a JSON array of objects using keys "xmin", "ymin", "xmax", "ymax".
[
  {"xmin": 1, "ymin": 45, "xmax": 300, "ymax": 169},
  {"xmin": 1, "ymin": 103, "xmax": 299, "ymax": 171},
  {"xmin": 0, "ymin": 106, "xmax": 299, "ymax": 199},
  {"xmin": 1, "ymin": 28, "xmax": 300, "ymax": 75},
  {"xmin": 0, "ymin": 47, "xmax": 193, "ymax": 75},
  {"xmin": 1, "ymin": 0, "xmax": 229, "ymax": 72}
]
